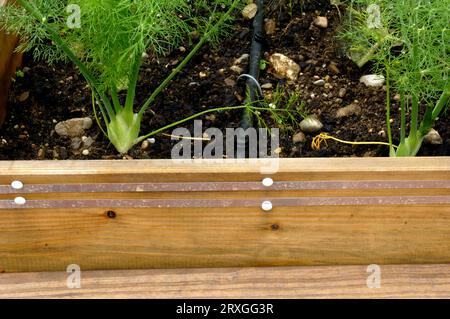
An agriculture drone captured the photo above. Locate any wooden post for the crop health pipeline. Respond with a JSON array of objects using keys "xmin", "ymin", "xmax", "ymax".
[{"xmin": 0, "ymin": 0, "xmax": 23, "ymax": 126}]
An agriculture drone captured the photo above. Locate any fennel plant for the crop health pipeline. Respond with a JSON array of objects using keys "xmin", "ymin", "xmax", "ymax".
[
  {"xmin": 341, "ymin": 0, "xmax": 449, "ymax": 156},
  {"xmin": 0, "ymin": 0, "xmax": 241, "ymax": 153}
]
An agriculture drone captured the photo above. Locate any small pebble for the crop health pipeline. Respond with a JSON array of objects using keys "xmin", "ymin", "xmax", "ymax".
[
  {"xmin": 423, "ymin": 129, "xmax": 443, "ymax": 145},
  {"xmin": 141, "ymin": 140, "xmax": 150, "ymax": 150},
  {"xmin": 360, "ymin": 74, "xmax": 385, "ymax": 88},
  {"xmin": 313, "ymin": 16, "xmax": 328, "ymax": 28},
  {"xmin": 292, "ymin": 132, "xmax": 306, "ymax": 143},
  {"xmin": 313, "ymin": 79, "xmax": 325, "ymax": 86},
  {"xmin": 299, "ymin": 116, "xmax": 323, "ymax": 133},
  {"xmin": 242, "ymin": 3, "xmax": 258, "ymax": 20},
  {"xmin": 338, "ymin": 88, "xmax": 347, "ymax": 98},
  {"xmin": 261, "ymin": 83, "xmax": 273, "ymax": 89},
  {"xmin": 328, "ymin": 63, "xmax": 340, "ymax": 74},
  {"xmin": 82, "ymin": 149, "xmax": 90, "ymax": 156},
  {"xmin": 230, "ymin": 65, "xmax": 244, "ymax": 74},
  {"xmin": 234, "ymin": 54, "xmax": 250, "ymax": 66},
  {"xmin": 224, "ymin": 78, "xmax": 236, "ymax": 87},
  {"xmin": 336, "ymin": 103, "xmax": 362, "ymax": 118},
  {"xmin": 264, "ymin": 18, "xmax": 276, "ymax": 35},
  {"xmin": 37, "ymin": 148, "xmax": 45, "ymax": 160},
  {"xmin": 18, "ymin": 91, "xmax": 30, "ymax": 102}
]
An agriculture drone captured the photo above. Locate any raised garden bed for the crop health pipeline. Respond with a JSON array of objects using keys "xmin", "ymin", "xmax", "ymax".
[{"xmin": 0, "ymin": 0, "xmax": 449, "ymax": 299}]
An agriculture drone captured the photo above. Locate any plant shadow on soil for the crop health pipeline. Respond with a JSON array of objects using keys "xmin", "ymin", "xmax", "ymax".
[{"xmin": 1, "ymin": 0, "xmax": 448, "ymax": 160}]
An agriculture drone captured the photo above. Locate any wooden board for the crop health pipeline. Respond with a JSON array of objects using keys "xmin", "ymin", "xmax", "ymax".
[
  {"xmin": 0, "ymin": 0, "xmax": 22, "ymax": 126},
  {"xmin": 1, "ymin": 264, "xmax": 450, "ymax": 298},
  {"xmin": 0, "ymin": 158, "xmax": 449, "ymax": 272}
]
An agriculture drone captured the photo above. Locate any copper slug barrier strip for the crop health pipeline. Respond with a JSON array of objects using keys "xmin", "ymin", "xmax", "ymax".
[
  {"xmin": 0, "ymin": 180, "xmax": 449, "ymax": 194},
  {"xmin": 0, "ymin": 196, "xmax": 449, "ymax": 209}
]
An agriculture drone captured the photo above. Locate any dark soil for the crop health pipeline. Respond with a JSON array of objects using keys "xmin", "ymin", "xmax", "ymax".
[{"xmin": 1, "ymin": 0, "xmax": 448, "ymax": 160}]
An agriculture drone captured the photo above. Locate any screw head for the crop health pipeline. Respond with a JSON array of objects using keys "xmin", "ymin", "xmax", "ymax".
[
  {"xmin": 14, "ymin": 197, "xmax": 26, "ymax": 205},
  {"xmin": 261, "ymin": 200, "xmax": 273, "ymax": 211},
  {"xmin": 11, "ymin": 181, "xmax": 24, "ymax": 190},
  {"xmin": 262, "ymin": 177, "xmax": 274, "ymax": 187}
]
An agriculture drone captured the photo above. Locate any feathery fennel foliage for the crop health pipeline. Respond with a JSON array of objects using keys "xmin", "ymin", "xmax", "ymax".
[
  {"xmin": 340, "ymin": 0, "xmax": 449, "ymax": 156},
  {"xmin": 0, "ymin": 0, "xmax": 242, "ymax": 153}
]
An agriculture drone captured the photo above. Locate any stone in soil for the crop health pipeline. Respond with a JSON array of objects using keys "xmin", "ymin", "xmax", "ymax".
[
  {"xmin": 360, "ymin": 75, "xmax": 385, "ymax": 88},
  {"xmin": 292, "ymin": 132, "xmax": 306, "ymax": 143},
  {"xmin": 242, "ymin": 3, "xmax": 258, "ymax": 20},
  {"xmin": 423, "ymin": 129, "xmax": 443, "ymax": 145},
  {"xmin": 268, "ymin": 53, "xmax": 300, "ymax": 81},
  {"xmin": 299, "ymin": 116, "xmax": 323, "ymax": 133},
  {"xmin": 313, "ymin": 16, "xmax": 328, "ymax": 28},
  {"xmin": 265, "ymin": 18, "xmax": 276, "ymax": 35},
  {"xmin": 336, "ymin": 103, "xmax": 362, "ymax": 118},
  {"xmin": 55, "ymin": 117, "xmax": 93, "ymax": 138}
]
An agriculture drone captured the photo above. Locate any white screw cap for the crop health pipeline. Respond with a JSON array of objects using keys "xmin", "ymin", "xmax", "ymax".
[
  {"xmin": 11, "ymin": 180, "xmax": 24, "ymax": 190},
  {"xmin": 262, "ymin": 177, "xmax": 274, "ymax": 187},
  {"xmin": 261, "ymin": 200, "xmax": 273, "ymax": 211},
  {"xmin": 14, "ymin": 197, "xmax": 26, "ymax": 205}
]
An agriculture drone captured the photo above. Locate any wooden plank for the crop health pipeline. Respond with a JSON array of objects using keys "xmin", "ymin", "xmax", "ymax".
[
  {"xmin": 0, "ymin": 158, "xmax": 449, "ymax": 183},
  {"xmin": 1, "ymin": 204, "xmax": 450, "ymax": 272},
  {"xmin": 0, "ymin": 158, "xmax": 449, "ymax": 272},
  {"xmin": 1, "ymin": 264, "xmax": 450, "ymax": 298}
]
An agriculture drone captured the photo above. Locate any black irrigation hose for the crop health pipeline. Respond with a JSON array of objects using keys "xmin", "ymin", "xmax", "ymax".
[{"xmin": 240, "ymin": 0, "xmax": 265, "ymax": 130}]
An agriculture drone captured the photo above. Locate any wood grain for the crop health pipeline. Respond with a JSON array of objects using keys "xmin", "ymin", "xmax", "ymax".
[
  {"xmin": 0, "ymin": 158, "xmax": 449, "ymax": 272},
  {"xmin": 0, "ymin": 157, "xmax": 449, "ymax": 183},
  {"xmin": 1, "ymin": 205, "xmax": 450, "ymax": 272},
  {"xmin": 1, "ymin": 264, "xmax": 450, "ymax": 298}
]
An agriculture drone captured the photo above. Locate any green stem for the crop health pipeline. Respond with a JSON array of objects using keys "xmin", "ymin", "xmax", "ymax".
[
  {"xmin": 431, "ymin": 86, "xmax": 450, "ymax": 120},
  {"xmin": 400, "ymin": 91, "xmax": 406, "ymax": 144},
  {"xmin": 110, "ymin": 86, "xmax": 122, "ymax": 114},
  {"xmin": 137, "ymin": 0, "xmax": 240, "ymax": 118},
  {"xmin": 125, "ymin": 58, "xmax": 142, "ymax": 113},
  {"xmin": 136, "ymin": 104, "xmax": 299, "ymax": 144},
  {"xmin": 136, "ymin": 105, "xmax": 248, "ymax": 143},
  {"xmin": 385, "ymin": 65, "xmax": 394, "ymax": 154},
  {"xmin": 15, "ymin": 0, "xmax": 114, "ymax": 119},
  {"xmin": 410, "ymin": 94, "xmax": 419, "ymax": 137}
]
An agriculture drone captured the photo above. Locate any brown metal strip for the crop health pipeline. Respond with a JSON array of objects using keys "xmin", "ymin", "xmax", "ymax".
[
  {"xmin": 1, "ymin": 196, "xmax": 449, "ymax": 209},
  {"xmin": 1, "ymin": 180, "xmax": 449, "ymax": 194}
]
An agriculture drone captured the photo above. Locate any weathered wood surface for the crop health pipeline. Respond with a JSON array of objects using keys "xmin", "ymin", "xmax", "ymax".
[
  {"xmin": 0, "ymin": 0, "xmax": 22, "ymax": 126},
  {"xmin": 1, "ymin": 264, "xmax": 450, "ymax": 298},
  {"xmin": 0, "ymin": 158, "xmax": 449, "ymax": 272}
]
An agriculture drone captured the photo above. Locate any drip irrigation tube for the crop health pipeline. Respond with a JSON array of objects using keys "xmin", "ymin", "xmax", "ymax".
[{"xmin": 240, "ymin": 0, "xmax": 265, "ymax": 130}]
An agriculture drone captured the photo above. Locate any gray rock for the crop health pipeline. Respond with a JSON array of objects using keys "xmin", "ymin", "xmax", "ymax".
[
  {"xmin": 81, "ymin": 136, "xmax": 94, "ymax": 148},
  {"xmin": 55, "ymin": 117, "xmax": 93, "ymax": 138},
  {"xmin": 299, "ymin": 116, "xmax": 323, "ymax": 133},
  {"xmin": 292, "ymin": 132, "xmax": 306, "ymax": 143},
  {"xmin": 423, "ymin": 129, "xmax": 443, "ymax": 145},
  {"xmin": 70, "ymin": 137, "xmax": 82, "ymax": 150},
  {"xmin": 313, "ymin": 79, "xmax": 325, "ymax": 86},
  {"xmin": 360, "ymin": 74, "xmax": 385, "ymax": 88}
]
